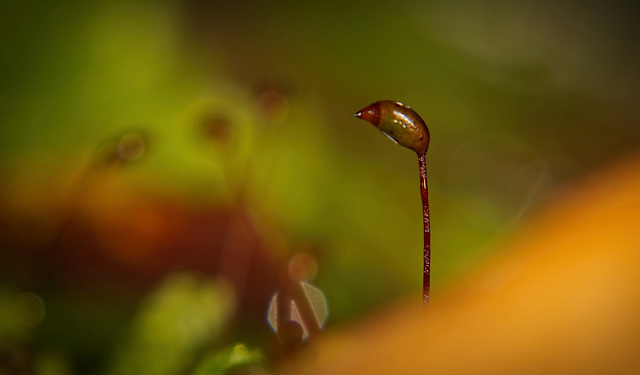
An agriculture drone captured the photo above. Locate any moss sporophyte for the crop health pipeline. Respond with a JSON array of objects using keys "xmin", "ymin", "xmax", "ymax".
[{"xmin": 355, "ymin": 101, "xmax": 432, "ymax": 307}]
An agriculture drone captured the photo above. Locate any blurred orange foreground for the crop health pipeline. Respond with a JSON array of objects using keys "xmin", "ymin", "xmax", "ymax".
[{"xmin": 282, "ymin": 153, "xmax": 640, "ymax": 375}]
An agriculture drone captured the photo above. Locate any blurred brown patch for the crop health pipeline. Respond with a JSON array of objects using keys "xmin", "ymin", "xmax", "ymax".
[
  {"xmin": 0, "ymin": 174, "xmax": 279, "ymax": 319},
  {"xmin": 282, "ymin": 153, "xmax": 640, "ymax": 375}
]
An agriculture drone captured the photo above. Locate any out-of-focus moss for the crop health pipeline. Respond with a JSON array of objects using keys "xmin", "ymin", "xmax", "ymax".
[
  {"xmin": 35, "ymin": 350, "xmax": 73, "ymax": 375},
  {"xmin": 108, "ymin": 274, "xmax": 235, "ymax": 375},
  {"xmin": 191, "ymin": 344, "xmax": 265, "ymax": 375},
  {"xmin": 0, "ymin": 290, "xmax": 45, "ymax": 342}
]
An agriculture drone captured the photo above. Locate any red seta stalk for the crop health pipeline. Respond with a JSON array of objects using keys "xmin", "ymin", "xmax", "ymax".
[{"xmin": 418, "ymin": 154, "xmax": 430, "ymax": 307}]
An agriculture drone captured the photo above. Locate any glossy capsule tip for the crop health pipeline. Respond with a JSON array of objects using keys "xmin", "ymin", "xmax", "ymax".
[{"xmin": 354, "ymin": 102, "xmax": 382, "ymax": 126}]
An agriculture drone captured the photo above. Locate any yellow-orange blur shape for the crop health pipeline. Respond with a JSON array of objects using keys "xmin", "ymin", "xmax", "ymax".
[{"xmin": 282, "ymin": 154, "xmax": 640, "ymax": 375}]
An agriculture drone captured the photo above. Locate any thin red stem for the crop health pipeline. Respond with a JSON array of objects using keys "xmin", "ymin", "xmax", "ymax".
[{"xmin": 418, "ymin": 154, "xmax": 430, "ymax": 307}]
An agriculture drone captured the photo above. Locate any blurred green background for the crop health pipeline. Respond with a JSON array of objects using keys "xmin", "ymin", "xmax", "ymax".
[{"xmin": 1, "ymin": 0, "xmax": 639, "ymax": 373}]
